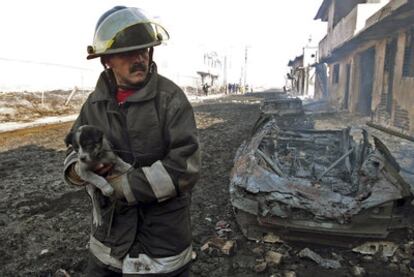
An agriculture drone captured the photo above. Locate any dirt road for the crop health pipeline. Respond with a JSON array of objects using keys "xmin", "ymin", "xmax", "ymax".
[{"xmin": 0, "ymin": 94, "xmax": 412, "ymax": 276}]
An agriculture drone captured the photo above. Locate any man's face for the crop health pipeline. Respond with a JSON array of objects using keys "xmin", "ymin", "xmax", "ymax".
[{"xmin": 106, "ymin": 48, "xmax": 150, "ymax": 87}]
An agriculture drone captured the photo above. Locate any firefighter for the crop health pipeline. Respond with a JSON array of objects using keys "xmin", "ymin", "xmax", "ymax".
[{"xmin": 63, "ymin": 6, "xmax": 200, "ymax": 276}]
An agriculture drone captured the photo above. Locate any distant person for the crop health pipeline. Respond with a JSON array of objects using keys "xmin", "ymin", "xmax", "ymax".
[
  {"xmin": 202, "ymin": 83, "xmax": 209, "ymax": 96},
  {"xmin": 63, "ymin": 6, "xmax": 200, "ymax": 276}
]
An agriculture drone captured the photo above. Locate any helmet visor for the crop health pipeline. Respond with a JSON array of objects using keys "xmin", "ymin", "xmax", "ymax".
[{"xmin": 92, "ymin": 7, "xmax": 169, "ymax": 56}]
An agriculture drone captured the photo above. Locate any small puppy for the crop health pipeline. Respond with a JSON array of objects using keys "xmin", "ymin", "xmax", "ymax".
[{"xmin": 65, "ymin": 125, "xmax": 131, "ymax": 226}]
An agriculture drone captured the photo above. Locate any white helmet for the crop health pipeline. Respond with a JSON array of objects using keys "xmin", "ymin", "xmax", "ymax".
[{"xmin": 87, "ymin": 6, "xmax": 169, "ymax": 60}]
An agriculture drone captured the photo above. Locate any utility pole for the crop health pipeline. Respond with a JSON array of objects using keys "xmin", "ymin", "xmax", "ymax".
[
  {"xmin": 244, "ymin": 46, "xmax": 248, "ymax": 91},
  {"xmin": 223, "ymin": 55, "xmax": 228, "ymax": 93},
  {"xmin": 243, "ymin": 45, "xmax": 250, "ymax": 93}
]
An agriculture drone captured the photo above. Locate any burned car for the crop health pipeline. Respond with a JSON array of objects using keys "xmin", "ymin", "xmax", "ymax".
[{"xmin": 230, "ymin": 97, "xmax": 414, "ymax": 246}]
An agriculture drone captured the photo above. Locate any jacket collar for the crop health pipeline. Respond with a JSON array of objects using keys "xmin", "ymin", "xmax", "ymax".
[{"xmin": 91, "ymin": 63, "xmax": 159, "ymax": 103}]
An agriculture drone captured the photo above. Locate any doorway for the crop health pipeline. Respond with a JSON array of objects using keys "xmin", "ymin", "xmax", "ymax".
[
  {"xmin": 343, "ymin": 64, "xmax": 351, "ymax": 110},
  {"xmin": 358, "ymin": 47, "xmax": 375, "ymax": 116},
  {"xmin": 384, "ymin": 38, "xmax": 397, "ymax": 114}
]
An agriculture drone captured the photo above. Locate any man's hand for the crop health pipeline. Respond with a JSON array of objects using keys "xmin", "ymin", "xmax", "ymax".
[
  {"xmin": 66, "ymin": 163, "xmax": 85, "ymax": 186},
  {"xmin": 106, "ymin": 173, "xmax": 128, "ymax": 200},
  {"xmin": 67, "ymin": 162, "xmax": 113, "ymax": 186},
  {"xmin": 93, "ymin": 163, "xmax": 114, "ymax": 176}
]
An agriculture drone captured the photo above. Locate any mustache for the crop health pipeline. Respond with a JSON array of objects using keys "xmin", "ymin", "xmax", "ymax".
[{"xmin": 129, "ymin": 63, "xmax": 147, "ymax": 73}]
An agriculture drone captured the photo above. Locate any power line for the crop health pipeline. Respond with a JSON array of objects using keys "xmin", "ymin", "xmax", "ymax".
[{"xmin": 0, "ymin": 57, "xmax": 94, "ymax": 71}]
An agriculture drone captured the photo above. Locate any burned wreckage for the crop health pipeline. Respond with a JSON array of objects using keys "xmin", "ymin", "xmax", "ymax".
[{"xmin": 230, "ymin": 97, "xmax": 414, "ymax": 244}]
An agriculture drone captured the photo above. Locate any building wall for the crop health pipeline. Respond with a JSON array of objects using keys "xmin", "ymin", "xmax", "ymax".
[
  {"xmin": 390, "ymin": 31, "xmax": 414, "ymax": 134},
  {"xmin": 327, "ymin": 1, "xmax": 336, "ymax": 34},
  {"xmin": 320, "ymin": 1, "xmax": 389, "ymax": 60},
  {"xmin": 314, "ymin": 71, "xmax": 323, "ymax": 99},
  {"xmin": 314, "ymin": 63, "xmax": 329, "ymax": 99},
  {"xmin": 333, "ymin": 0, "xmax": 362, "ymax": 27},
  {"xmin": 372, "ymin": 40, "xmax": 391, "ymax": 125},
  {"xmin": 348, "ymin": 53, "xmax": 359, "ymax": 113},
  {"xmin": 327, "ymin": 62, "xmax": 344, "ymax": 108},
  {"xmin": 325, "ymin": 39, "xmax": 382, "ymax": 113},
  {"xmin": 316, "ymin": 0, "xmax": 414, "ymax": 134},
  {"xmin": 326, "ymin": 30, "xmax": 414, "ymax": 135},
  {"xmin": 325, "ymin": 45, "xmax": 366, "ymax": 111},
  {"xmin": 303, "ymin": 47, "xmax": 318, "ymax": 66},
  {"xmin": 370, "ymin": 31, "xmax": 414, "ymax": 135}
]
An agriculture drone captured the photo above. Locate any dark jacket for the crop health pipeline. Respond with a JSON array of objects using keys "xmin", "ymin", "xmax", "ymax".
[{"xmin": 63, "ymin": 64, "xmax": 200, "ymax": 262}]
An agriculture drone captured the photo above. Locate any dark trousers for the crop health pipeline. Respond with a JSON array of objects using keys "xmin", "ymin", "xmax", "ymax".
[{"xmin": 85, "ymin": 254, "xmax": 190, "ymax": 277}]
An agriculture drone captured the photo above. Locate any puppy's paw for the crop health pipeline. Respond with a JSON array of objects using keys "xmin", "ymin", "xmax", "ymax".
[
  {"xmin": 92, "ymin": 212, "xmax": 103, "ymax": 227},
  {"xmin": 101, "ymin": 184, "xmax": 114, "ymax": 197}
]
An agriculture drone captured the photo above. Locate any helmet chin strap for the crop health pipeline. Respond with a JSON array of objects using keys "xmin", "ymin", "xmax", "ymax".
[
  {"xmin": 148, "ymin": 47, "xmax": 154, "ymax": 64},
  {"xmin": 101, "ymin": 47, "xmax": 155, "ymax": 91}
]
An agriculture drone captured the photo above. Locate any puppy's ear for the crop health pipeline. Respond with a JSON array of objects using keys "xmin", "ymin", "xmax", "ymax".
[
  {"xmin": 64, "ymin": 131, "xmax": 80, "ymax": 152},
  {"xmin": 64, "ymin": 132, "xmax": 74, "ymax": 147}
]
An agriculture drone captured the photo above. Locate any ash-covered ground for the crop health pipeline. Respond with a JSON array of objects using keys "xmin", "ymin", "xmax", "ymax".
[{"xmin": 0, "ymin": 93, "xmax": 413, "ymax": 277}]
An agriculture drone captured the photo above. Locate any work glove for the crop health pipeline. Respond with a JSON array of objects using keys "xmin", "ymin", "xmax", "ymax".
[
  {"xmin": 66, "ymin": 162, "xmax": 114, "ymax": 185},
  {"xmin": 106, "ymin": 171, "xmax": 130, "ymax": 201},
  {"xmin": 106, "ymin": 167, "xmax": 137, "ymax": 205},
  {"xmin": 66, "ymin": 162, "xmax": 85, "ymax": 186}
]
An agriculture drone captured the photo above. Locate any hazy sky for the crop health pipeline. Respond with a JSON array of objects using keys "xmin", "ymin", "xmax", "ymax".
[{"xmin": 0, "ymin": 0, "xmax": 326, "ymax": 91}]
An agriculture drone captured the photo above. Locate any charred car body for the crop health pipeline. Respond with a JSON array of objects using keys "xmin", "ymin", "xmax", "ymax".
[{"xmin": 230, "ymin": 97, "xmax": 414, "ymax": 246}]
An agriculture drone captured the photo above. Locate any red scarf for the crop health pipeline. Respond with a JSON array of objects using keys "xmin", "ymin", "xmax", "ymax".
[{"xmin": 116, "ymin": 89, "xmax": 134, "ymax": 104}]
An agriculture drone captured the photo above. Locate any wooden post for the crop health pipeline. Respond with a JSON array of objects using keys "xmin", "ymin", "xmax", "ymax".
[{"xmin": 65, "ymin": 86, "xmax": 78, "ymax": 106}]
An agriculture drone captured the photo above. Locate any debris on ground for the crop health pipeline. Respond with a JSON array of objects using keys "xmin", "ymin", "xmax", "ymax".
[
  {"xmin": 215, "ymin": 220, "xmax": 232, "ymax": 238},
  {"xmin": 54, "ymin": 269, "xmax": 71, "ymax": 277},
  {"xmin": 298, "ymin": 248, "xmax": 341, "ymax": 269},
  {"xmin": 254, "ymin": 260, "xmax": 267, "ymax": 273},
  {"xmin": 263, "ymin": 232, "xmax": 283, "ymax": 243},
  {"xmin": 283, "ymin": 271, "xmax": 297, "ymax": 277},
  {"xmin": 192, "ymin": 251, "xmax": 197, "ymax": 261},
  {"xmin": 352, "ymin": 241, "xmax": 398, "ymax": 257},
  {"xmin": 251, "ymin": 246, "xmax": 265, "ymax": 256},
  {"xmin": 351, "ymin": 265, "xmax": 366, "ymax": 276},
  {"xmin": 265, "ymin": 250, "xmax": 283, "ymax": 266},
  {"xmin": 201, "ymin": 237, "xmax": 237, "ymax": 256}
]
